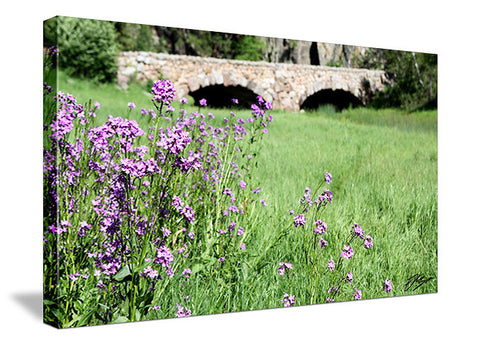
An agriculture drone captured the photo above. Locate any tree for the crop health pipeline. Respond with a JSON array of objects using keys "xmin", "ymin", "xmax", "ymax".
[
  {"xmin": 362, "ymin": 48, "xmax": 437, "ymax": 110},
  {"xmin": 46, "ymin": 16, "xmax": 119, "ymax": 83}
]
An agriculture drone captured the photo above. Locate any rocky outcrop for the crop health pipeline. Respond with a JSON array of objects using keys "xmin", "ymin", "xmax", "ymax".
[{"xmin": 263, "ymin": 38, "xmax": 367, "ymax": 67}]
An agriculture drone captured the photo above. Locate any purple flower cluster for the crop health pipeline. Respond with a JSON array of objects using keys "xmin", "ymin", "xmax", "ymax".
[
  {"xmin": 328, "ymin": 259, "xmax": 335, "ymax": 271},
  {"xmin": 364, "ymin": 234, "xmax": 373, "ymax": 249},
  {"xmin": 278, "ymin": 262, "xmax": 293, "ymax": 275},
  {"xmin": 171, "ymin": 195, "xmax": 196, "ymax": 223},
  {"xmin": 316, "ymin": 189, "xmax": 333, "ymax": 206},
  {"xmin": 352, "ymin": 223, "xmax": 364, "ymax": 238},
  {"xmin": 300, "ymin": 187, "xmax": 313, "ymax": 207},
  {"xmin": 313, "ymin": 219, "xmax": 327, "ymax": 235},
  {"xmin": 340, "ymin": 245, "xmax": 354, "ymax": 260},
  {"xmin": 120, "ymin": 157, "xmax": 161, "ymax": 178},
  {"xmin": 294, "ymin": 214, "xmax": 306, "ymax": 227},
  {"xmin": 325, "ymin": 172, "xmax": 332, "ymax": 184},
  {"xmin": 154, "ymin": 246, "xmax": 174, "ymax": 277},
  {"xmin": 140, "ymin": 266, "xmax": 160, "ymax": 280},
  {"xmin": 43, "ymin": 76, "xmax": 280, "ymax": 325},
  {"xmin": 344, "ymin": 271, "xmax": 353, "ymax": 284},
  {"xmin": 151, "ymin": 80, "xmax": 176, "ymax": 106},
  {"xmin": 351, "ymin": 223, "xmax": 373, "ymax": 249},
  {"xmin": 383, "ymin": 279, "xmax": 393, "ymax": 293},
  {"xmin": 156, "ymin": 124, "xmax": 192, "ymax": 155},
  {"xmin": 282, "ymin": 293, "xmax": 296, "ymax": 307},
  {"xmin": 51, "ymin": 92, "xmax": 85, "ymax": 142},
  {"xmin": 175, "ymin": 304, "xmax": 192, "ymax": 318},
  {"xmin": 319, "ymin": 237, "xmax": 328, "ymax": 248}
]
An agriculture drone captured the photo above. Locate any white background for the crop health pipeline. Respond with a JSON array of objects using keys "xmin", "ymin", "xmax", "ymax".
[{"xmin": 1, "ymin": 0, "xmax": 478, "ymax": 345}]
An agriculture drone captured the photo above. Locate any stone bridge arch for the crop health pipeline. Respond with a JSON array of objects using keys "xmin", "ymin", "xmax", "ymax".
[
  {"xmin": 189, "ymin": 84, "xmax": 262, "ymax": 108},
  {"xmin": 184, "ymin": 69, "xmax": 268, "ymax": 108},
  {"xmin": 117, "ymin": 52, "xmax": 389, "ymax": 112},
  {"xmin": 299, "ymin": 79, "xmax": 364, "ymax": 111}
]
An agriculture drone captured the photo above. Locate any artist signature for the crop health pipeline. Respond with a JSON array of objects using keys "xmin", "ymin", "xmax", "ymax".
[{"xmin": 404, "ymin": 274, "xmax": 435, "ymax": 291}]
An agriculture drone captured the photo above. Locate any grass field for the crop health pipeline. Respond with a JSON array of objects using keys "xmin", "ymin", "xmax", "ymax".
[{"xmin": 46, "ymin": 71, "xmax": 437, "ymax": 323}]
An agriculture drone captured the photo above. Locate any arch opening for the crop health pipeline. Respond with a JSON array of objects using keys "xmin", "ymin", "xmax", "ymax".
[
  {"xmin": 189, "ymin": 85, "xmax": 260, "ymax": 109},
  {"xmin": 301, "ymin": 89, "xmax": 362, "ymax": 112}
]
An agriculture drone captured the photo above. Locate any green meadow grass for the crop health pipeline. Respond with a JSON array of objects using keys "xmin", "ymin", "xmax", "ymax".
[{"xmin": 52, "ymin": 72, "xmax": 437, "ymax": 314}]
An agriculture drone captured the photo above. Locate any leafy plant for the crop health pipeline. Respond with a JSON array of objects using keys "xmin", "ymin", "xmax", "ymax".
[
  {"xmin": 46, "ymin": 16, "xmax": 119, "ymax": 83},
  {"xmin": 361, "ymin": 48, "xmax": 437, "ymax": 111}
]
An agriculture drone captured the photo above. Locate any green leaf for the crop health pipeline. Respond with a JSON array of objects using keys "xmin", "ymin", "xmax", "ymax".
[
  {"xmin": 43, "ymin": 299, "xmax": 56, "ymax": 306},
  {"xmin": 113, "ymin": 265, "xmax": 131, "ymax": 282},
  {"xmin": 77, "ymin": 309, "xmax": 96, "ymax": 327},
  {"xmin": 112, "ymin": 316, "xmax": 129, "ymax": 324}
]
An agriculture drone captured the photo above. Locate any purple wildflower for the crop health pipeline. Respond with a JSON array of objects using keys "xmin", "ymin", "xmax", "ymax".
[
  {"xmin": 237, "ymin": 226, "xmax": 245, "ymax": 235},
  {"xmin": 51, "ymin": 91, "xmax": 84, "ymax": 142},
  {"xmin": 328, "ymin": 259, "xmax": 335, "ymax": 271},
  {"xmin": 352, "ymin": 223, "xmax": 364, "ymax": 239},
  {"xmin": 328, "ymin": 286, "xmax": 339, "ymax": 294},
  {"xmin": 294, "ymin": 214, "xmax": 306, "ymax": 227},
  {"xmin": 199, "ymin": 98, "xmax": 207, "ymax": 106},
  {"xmin": 384, "ymin": 279, "xmax": 393, "ymax": 293},
  {"xmin": 128, "ymin": 102, "xmax": 136, "ymax": 110},
  {"xmin": 325, "ymin": 172, "xmax": 332, "ymax": 184},
  {"xmin": 300, "ymin": 187, "xmax": 313, "ymax": 207},
  {"xmin": 175, "ymin": 304, "xmax": 192, "ymax": 318},
  {"xmin": 282, "ymin": 293, "xmax": 296, "ymax": 307},
  {"xmin": 162, "ymin": 227, "xmax": 171, "ymax": 238},
  {"xmin": 69, "ymin": 272, "xmax": 80, "ymax": 281},
  {"xmin": 319, "ymin": 237, "xmax": 328, "ymax": 249},
  {"xmin": 156, "ymin": 124, "xmax": 192, "ymax": 155},
  {"xmin": 182, "ymin": 268, "xmax": 192, "ymax": 278},
  {"xmin": 78, "ymin": 221, "xmax": 92, "ymax": 237},
  {"xmin": 232, "ymin": 98, "xmax": 238, "ymax": 104},
  {"xmin": 313, "ymin": 219, "xmax": 327, "ymax": 234},
  {"xmin": 154, "ymin": 246, "xmax": 174, "ymax": 273},
  {"xmin": 278, "ymin": 262, "xmax": 293, "ymax": 275},
  {"xmin": 316, "ymin": 189, "xmax": 333, "ymax": 206},
  {"xmin": 151, "ymin": 80, "xmax": 176, "ymax": 106},
  {"xmin": 364, "ymin": 234, "xmax": 373, "ymax": 249},
  {"xmin": 353, "ymin": 289, "xmax": 362, "ymax": 300},
  {"xmin": 340, "ymin": 245, "xmax": 354, "ymax": 260},
  {"xmin": 344, "ymin": 271, "xmax": 353, "ymax": 284},
  {"xmin": 239, "ymin": 180, "xmax": 246, "ymax": 189},
  {"xmin": 229, "ymin": 205, "xmax": 239, "ymax": 213},
  {"xmin": 140, "ymin": 266, "xmax": 160, "ymax": 280}
]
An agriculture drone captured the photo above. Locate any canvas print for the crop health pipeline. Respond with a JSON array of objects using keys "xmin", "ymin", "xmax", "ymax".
[{"xmin": 43, "ymin": 16, "xmax": 437, "ymax": 328}]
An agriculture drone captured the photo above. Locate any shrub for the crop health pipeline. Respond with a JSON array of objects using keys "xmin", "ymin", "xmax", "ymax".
[{"xmin": 52, "ymin": 16, "xmax": 119, "ymax": 83}]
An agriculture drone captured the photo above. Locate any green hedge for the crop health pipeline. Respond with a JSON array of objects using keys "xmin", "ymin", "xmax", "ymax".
[{"xmin": 49, "ymin": 16, "xmax": 119, "ymax": 83}]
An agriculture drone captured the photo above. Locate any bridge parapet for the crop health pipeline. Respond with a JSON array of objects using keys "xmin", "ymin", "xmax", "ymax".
[{"xmin": 118, "ymin": 51, "xmax": 389, "ymax": 111}]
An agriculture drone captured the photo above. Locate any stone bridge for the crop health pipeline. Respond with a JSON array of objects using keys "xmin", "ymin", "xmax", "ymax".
[{"xmin": 117, "ymin": 52, "xmax": 390, "ymax": 111}]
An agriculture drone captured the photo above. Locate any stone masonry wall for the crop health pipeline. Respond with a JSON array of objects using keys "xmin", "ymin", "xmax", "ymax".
[{"xmin": 118, "ymin": 52, "xmax": 388, "ymax": 111}]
